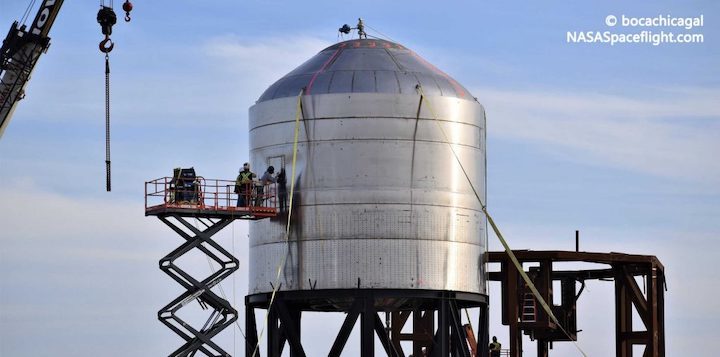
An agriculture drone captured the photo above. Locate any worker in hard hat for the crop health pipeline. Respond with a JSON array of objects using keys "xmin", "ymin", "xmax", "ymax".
[
  {"xmin": 256, "ymin": 165, "xmax": 277, "ymax": 206},
  {"xmin": 235, "ymin": 162, "xmax": 256, "ymax": 207},
  {"xmin": 489, "ymin": 336, "xmax": 502, "ymax": 357}
]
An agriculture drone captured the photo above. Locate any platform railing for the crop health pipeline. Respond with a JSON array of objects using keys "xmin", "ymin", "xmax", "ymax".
[{"xmin": 145, "ymin": 177, "xmax": 278, "ymax": 215}]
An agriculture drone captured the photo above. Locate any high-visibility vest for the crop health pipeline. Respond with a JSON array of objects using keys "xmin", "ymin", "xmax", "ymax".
[{"xmin": 238, "ymin": 171, "xmax": 254, "ymax": 184}]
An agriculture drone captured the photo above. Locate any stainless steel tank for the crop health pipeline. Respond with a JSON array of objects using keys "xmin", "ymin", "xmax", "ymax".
[{"xmin": 248, "ymin": 39, "xmax": 487, "ymax": 295}]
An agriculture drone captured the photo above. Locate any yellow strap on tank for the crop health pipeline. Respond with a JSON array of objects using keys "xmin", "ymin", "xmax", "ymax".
[
  {"xmin": 417, "ymin": 85, "xmax": 588, "ymax": 357},
  {"xmin": 285, "ymin": 89, "xmax": 304, "ymax": 238},
  {"xmin": 251, "ymin": 89, "xmax": 305, "ymax": 357}
]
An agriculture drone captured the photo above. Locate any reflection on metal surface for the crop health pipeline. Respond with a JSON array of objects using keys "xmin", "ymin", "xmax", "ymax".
[
  {"xmin": 248, "ymin": 39, "xmax": 486, "ymax": 295},
  {"xmin": 258, "ymin": 39, "xmax": 470, "ymax": 102}
]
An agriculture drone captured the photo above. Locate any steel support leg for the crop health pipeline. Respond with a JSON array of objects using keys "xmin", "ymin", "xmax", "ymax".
[
  {"xmin": 537, "ymin": 340, "xmax": 549, "ymax": 357},
  {"xmin": 479, "ymin": 303, "xmax": 489, "ymax": 357},
  {"xmin": 361, "ymin": 295, "xmax": 376, "ymax": 357},
  {"xmin": 442, "ymin": 300, "xmax": 450, "ymax": 356},
  {"xmin": 246, "ymin": 306, "xmax": 259, "ymax": 357},
  {"xmin": 157, "ymin": 215, "xmax": 238, "ymax": 357},
  {"xmin": 411, "ymin": 309, "xmax": 433, "ymax": 356},
  {"xmin": 328, "ymin": 300, "xmax": 362, "ymax": 357},
  {"xmin": 449, "ymin": 300, "xmax": 471, "ymax": 357}
]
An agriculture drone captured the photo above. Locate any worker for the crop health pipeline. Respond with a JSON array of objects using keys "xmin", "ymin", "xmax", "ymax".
[
  {"xmin": 235, "ymin": 162, "xmax": 256, "ymax": 207},
  {"xmin": 256, "ymin": 166, "xmax": 276, "ymax": 206},
  {"xmin": 276, "ymin": 168, "xmax": 287, "ymax": 212},
  {"xmin": 357, "ymin": 18, "xmax": 367, "ymax": 39},
  {"xmin": 489, "ymin": 336, "xmax": 502, "ymax": 357}
]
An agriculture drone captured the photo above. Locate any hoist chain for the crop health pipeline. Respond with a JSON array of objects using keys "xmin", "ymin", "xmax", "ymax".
[{"xmin": 105, "ymin": 54, "xmax": 111, "ymax": 192}]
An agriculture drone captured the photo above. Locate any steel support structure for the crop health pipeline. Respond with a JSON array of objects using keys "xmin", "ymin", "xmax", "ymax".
[
  {"xmin": 614, "ymin": 263, "xmax": 665, "ymax": 357},
  {"xmin": 156, "ymin": 214, "xmax": 239, "ymax": 357},
  {"xmin": 488, "ymin": 250, "xmax": 666, "ymax": 357},
  {"xmin": 245, "ymin": 289, "xmax": 488, "ymax": 357}
]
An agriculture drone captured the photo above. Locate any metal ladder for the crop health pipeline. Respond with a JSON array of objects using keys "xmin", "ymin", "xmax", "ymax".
[{"xmin": 521, "ymin": 293, "xmax": 537, "ymax": 322}]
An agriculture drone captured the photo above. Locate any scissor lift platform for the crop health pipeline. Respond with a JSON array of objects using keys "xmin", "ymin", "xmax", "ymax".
[
  {"xmin": 144, "ymin": 175, "xmax": 279, "ymax": 356},
  {"xmin": 145, "ymin": 204, "xmax": 277, "ymax": 220}
]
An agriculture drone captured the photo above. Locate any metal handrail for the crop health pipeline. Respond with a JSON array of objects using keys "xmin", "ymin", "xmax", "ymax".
[{"xmin": 145, "ymin": 177, "xmax": 278, "ymax": 213}]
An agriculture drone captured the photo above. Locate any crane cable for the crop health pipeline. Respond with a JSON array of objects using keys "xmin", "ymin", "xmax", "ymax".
[
  {"xmin": 20, "ymin": 0, "xmax": 38, "ymax": 25},
  {"xmin": 416, "ymin": 85, "xmax": 588, "ymax": 357},
  {"xmin": 365, "ymin": 23, "xmax": 399, "ymax": 44},
  {"xmin": 250, "ymin": 89, "xmax": 304, "ymax": 357}
]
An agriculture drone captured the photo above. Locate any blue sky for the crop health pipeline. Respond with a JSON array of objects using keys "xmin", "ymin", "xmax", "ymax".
[{"xmin": 1, "ymin": 1, "xmax": 718, "ymax": 356}]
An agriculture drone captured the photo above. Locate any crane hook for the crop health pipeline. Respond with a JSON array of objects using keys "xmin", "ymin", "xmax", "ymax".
[
  {"xmin": 122, "ymin": 1, "xmax": 133, "ymax": 22},
  {"xmin": 99, "ymin": 36, "xmax": 114, "ymax": 53},
  {"xmin": 97, "ymin": 6, "xmax": 117, "ymax": 53}
]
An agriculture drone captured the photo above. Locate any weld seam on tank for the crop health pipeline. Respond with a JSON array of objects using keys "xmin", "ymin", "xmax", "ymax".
[
  {"xmin": 249, "ymin": 141, "xmax": 482, "ymax": 153},
  {"xmin": 249, "ymin": 116, "xmax": 483, "ymax": 129}
]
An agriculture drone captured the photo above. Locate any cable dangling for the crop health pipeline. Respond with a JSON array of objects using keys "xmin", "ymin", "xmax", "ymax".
[
  {"xmin": 97, "ymin": 5, "xmax": 117, "ymax": 192},
  {"xmin": 104, "ymin": 53, "xmax": 111, "ymax": 192}
]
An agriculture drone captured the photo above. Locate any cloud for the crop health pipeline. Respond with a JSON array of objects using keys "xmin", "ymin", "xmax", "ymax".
[
  {"xmin": 117, "ymin": 34, "xmax": 331, "ymax": 126},
  {"xmin": 0, "ymin": 182, "xmax": 252, "ymax": 355},
  {"xmin": 10, "ymin": 35, "xmax": 331, "ymax": 129},
  {"xmin": 203, "ymin": 35, "xmax": 332, "ymax": 93},
  {"xmin": 474, "ymin": 86, "xmax": 720, "ymax": 183}
]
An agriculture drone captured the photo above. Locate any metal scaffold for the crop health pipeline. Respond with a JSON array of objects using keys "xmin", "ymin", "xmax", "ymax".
[
  {"xmin": 157, "ymin": 215, "xmax": 238, "ymax": 357},
  {"xmin": 487, "ymin": 250, "xmax": 666, "ymax": 357}
]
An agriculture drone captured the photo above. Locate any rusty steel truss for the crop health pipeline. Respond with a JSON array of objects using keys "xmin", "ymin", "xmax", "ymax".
[{"xmin": 487, "ymin": 250, "xmax": 666, "ymax": 357}]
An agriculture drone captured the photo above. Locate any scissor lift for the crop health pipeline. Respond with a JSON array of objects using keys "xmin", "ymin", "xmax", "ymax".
[{"xmin": 145, "ymin": 175, "xmax": 278, "ymax": 356}]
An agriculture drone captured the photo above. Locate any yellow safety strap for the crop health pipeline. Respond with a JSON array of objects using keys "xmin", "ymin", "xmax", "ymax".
[
  {"xmin": 285, "ymin": 89, "xmax": 304, "ymax": 237},
  {"xmin": 251, "ymin": 89, "xmax": 304, "ymax": 357},
  {"xmin": 417, "ymin": 85, "xmax": 588, "ymax": 357}
]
